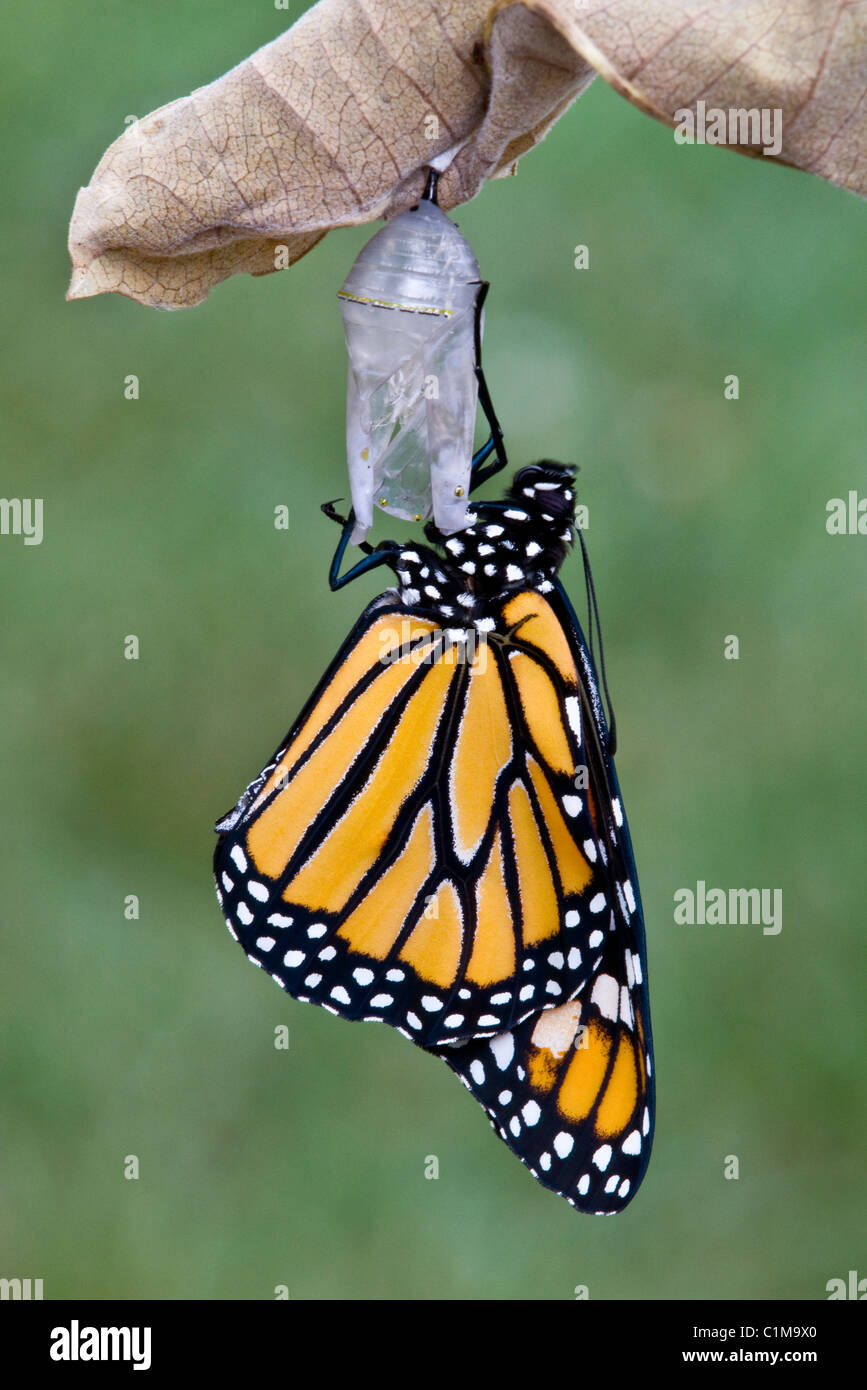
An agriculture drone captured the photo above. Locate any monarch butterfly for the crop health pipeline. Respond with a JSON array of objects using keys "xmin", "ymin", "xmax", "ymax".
[
  {"xmin": 214, "ymin": 459, "xmax": 654, "ymax": 1214},
  {"xmin": 214, "ymin": 192, "xmax": 653, "ymax": 1211}
]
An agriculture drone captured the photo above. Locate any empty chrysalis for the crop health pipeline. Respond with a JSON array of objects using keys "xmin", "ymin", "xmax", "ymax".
[{"xmin": 338, "ymin": 187, "xmax": 484, "ymax": 542}]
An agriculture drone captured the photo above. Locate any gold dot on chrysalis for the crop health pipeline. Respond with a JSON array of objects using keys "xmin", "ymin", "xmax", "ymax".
[
  {"xmin": 379, "ymin": 497, "xmax": 388, "ymax": 507},
  {"xmin": 413, "ymin": 513, "xmax": 422, "ymax": 522},
  {"xmin": 454, "ymin": 486, "xmax": 465, "ymax": 497}
]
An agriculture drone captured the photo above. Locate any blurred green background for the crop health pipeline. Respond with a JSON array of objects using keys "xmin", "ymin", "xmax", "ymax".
[{"xmin": 2, "ymin": 1, "xmax": 865, "ymax": 1301}]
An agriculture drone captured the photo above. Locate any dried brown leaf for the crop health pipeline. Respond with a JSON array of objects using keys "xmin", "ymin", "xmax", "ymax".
[{"xmin": 67, "ymin": 0, "xmax": 867, "ymax": 309}]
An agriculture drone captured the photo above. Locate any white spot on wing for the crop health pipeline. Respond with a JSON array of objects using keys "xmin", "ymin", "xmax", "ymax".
[
  {"xmin": 530, "ymin": 1001, "xmax": 582, "ymax": 1057},
  {"xmin": 620, "ymin": 985, "xmax": 634, "ymax": 1029},
  {"xmin": 554, "ymin": 1131, "xmax": 574, "ymax": 1158},
  {"xmin": 625, "ymin": 951, "xmax": 635, "ymax": 988},
  {"xmin": 622, "ymin": 1130, "xmax": 642, "ymax": 1155},
  {"xmin": 591, "ymin": 974, "xmax": 619, "ymax": 1021},
  {"xmin": 489, "ymin": 1032, "xmax": 515, "ymax": 1070}
]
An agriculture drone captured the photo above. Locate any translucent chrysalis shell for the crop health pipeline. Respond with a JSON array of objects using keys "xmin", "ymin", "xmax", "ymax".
[{"xmin": 338, "ymin": 200, "xmax": 482, "ymax": 542}]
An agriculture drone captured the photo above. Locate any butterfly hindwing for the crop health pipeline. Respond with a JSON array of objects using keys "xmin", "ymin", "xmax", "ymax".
[{"xmin": 437, "ymin": 970, "xmax": 653, "ymax": 1214}]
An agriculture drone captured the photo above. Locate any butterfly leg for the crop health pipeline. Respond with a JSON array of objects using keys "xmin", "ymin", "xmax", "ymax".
[
  {"xmin": 321, "ymin": 500, "xmax": 400, "ymax": 591},
  {"xmin": 469, "ymin": 281, "xmax": 508, "ymax": 492}
]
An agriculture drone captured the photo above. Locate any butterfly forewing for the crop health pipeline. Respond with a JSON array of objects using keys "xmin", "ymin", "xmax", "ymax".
[{"xmin": 215, "ymin": 588, "xmax": 626, "ymax": 1048}]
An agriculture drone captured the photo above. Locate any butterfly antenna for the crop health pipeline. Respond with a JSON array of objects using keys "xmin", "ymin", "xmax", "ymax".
[
  {"xmin": 582, "ymin": 533, "xmax": 595, "ymax": 663},
  {"xmin": 578, "ymin": 528, "xmax": 618, "ymax": 755}
]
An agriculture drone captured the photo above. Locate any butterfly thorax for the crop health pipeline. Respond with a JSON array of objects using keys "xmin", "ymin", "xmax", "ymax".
[{"xmin": 388, "ymin": 463, "xmax": 576, "ymax": 625}]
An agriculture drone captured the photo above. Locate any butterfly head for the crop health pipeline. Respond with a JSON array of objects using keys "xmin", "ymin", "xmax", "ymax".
[
  {"xmin": 510, "ymin": 462, "xmax": 576, "ymax": 521},
  {"xmin": 497, "ymin": 460, "xmax": 578, "ymax": 582}
]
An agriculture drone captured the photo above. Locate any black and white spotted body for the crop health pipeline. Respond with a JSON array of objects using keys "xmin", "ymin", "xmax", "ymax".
[{"xmin": 382, "ymin": 463, "xmax": 576, "ymax": 627}]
